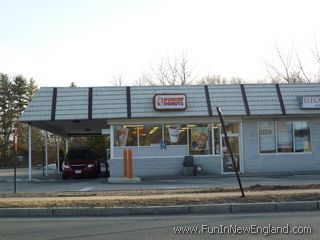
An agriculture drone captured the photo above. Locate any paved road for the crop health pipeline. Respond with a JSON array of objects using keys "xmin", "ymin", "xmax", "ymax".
[
  {"xmin": 1, "ymin": 168, "xmax": 320, "ymax": 193},
  {"xmin": 0, "ymin": 211, "xmax": 319, "ymax": 240}
]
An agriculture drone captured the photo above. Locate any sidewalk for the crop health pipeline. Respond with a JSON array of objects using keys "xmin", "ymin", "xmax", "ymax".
[{"xmin": 2, "ymin": 168, "xmax": 320, "ymax": 193}]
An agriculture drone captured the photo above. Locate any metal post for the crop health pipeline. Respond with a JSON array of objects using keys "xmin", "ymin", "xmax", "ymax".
[
  {"xmin": 123, "ymin": 149, "xmax": 128, "ymax": 177},
  {"xmin": 42, "ymin": 145, "xmax": 45, "ymax": 178},
  {"xmin": 110, "ymin": 125, "xmax": 114, "ymax": 159},
  {"xmin": 128, "ymin": 149, "xmax": 133, "ymax": 179},
  {"xmin": 13, "ymin": 126, "xmax": 17, "ymax": 193},
  {"xmin": 65, "ymin": 137, "xmax": 69, "ymax": 153},
  {"xmin": 216, "ymin": 107, "xmax": 245, "ymax": 197},
  {"xmin": 44, "ymin": 131, "xmax": 48, "ymax": 177},
  {"xmin": 28, "ymin": 124, "xmax": 32, "ymax": 181},
  {"xmin": 57, "ymin": 136, "xmax": 60, "ymax": 173},
  {"xmin": 13, "ymin": 150, "xmax": 16, "ymax": 193}
]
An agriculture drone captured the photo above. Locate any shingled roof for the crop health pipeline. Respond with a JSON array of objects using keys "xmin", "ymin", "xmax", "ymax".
[{"xmin": 19, "ymin": 83, "xmax": 320, "ymax": 135}]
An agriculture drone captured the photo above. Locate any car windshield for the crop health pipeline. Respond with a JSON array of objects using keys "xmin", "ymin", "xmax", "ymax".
[{"xmin": 66, "ymin": 149, "xmax": 95, "ymax": 160}]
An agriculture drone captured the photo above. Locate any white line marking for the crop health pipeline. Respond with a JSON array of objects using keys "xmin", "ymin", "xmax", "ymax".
[{"xmin": 77, "ymin": 187, "xmax": 95, "ymax": 191}]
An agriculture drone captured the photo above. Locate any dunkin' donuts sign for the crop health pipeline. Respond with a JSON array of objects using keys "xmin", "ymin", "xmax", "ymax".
[{"xmin": 154, "ymin": 94, "xmax": 187, "ymax": 111}]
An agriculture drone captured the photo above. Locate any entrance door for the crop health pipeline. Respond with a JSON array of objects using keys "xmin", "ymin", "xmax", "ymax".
[{"xmin": 221, "ymin": 123, "xmax": 241, "ymax": 173}]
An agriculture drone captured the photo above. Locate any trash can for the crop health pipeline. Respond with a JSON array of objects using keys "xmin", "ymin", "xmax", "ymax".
[{"xmin": 183, "ymin": 156, "xmax": 194, "ymax": 176}]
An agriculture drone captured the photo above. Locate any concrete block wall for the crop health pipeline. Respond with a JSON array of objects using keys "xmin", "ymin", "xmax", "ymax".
[
  {"xmin": 109, "ymin": 155, "xmax": 222, "ymax": 177},
  {"xmin": 242, "ymin": 118, "xmax": 320, "ymax": 173},
  {"xmin": 109, "ymin": 157, "xmax": 184, "ymax": 177},
  {"xmin": 193, "ymin": 156, "xmax": 221, "ymax": 175}
]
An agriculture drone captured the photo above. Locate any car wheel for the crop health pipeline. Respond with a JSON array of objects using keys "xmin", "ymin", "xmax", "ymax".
[{"xmin": 62, "ymin": 175, "xmax": 67, "ymax": 180}]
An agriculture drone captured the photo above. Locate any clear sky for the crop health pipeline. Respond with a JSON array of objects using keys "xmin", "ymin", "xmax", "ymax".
[{"xmin": 0, "ymin": 0, "xmax": 319, "ymax": 86}]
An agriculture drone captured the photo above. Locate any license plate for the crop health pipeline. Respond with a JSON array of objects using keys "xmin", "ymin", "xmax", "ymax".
[{"xmin": 75, "ymin": 170, "xmax": 81, "ymax": 174}]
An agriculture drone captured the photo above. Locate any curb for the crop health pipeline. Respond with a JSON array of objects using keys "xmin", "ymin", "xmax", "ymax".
[{"xmin": 0, "ymin": 201, "xmax": 319, "ymax": 218}]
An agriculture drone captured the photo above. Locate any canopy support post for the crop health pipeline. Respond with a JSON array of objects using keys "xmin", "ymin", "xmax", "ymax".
[{"xmin": 28, "ymin": 124, "xmax": 32, "ymax": 181}]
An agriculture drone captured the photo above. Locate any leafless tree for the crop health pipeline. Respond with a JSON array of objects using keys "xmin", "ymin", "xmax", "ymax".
[
  {"xmin": 265, "ymin": 41, "xmax": 320, "ymax": 83},
  {"xmin": 151, "ymin": 53, "xmax": 196, "ymax": 85},
  {"xmin": 112, "ymin": 73, "xmax": 125, "ymax": 86},
  {"xmin": 229, "ymin": 76, "xmax": 244, "ymax": 84},
  {"xmin": 265, "ymin": 46, "xmax": 302, "ymax": 83},
  {"xmin": 295, "ymin": 52, "xmax": 311, "ymax": 83},
  {"xmin": 133, "ymin": 73, "xmax": 155, "ymax": 86},
  {"xmin": 69, "ymin": 82, "xmax": 77, "ymax": 87},
  {"xmin": 198, "ymin": 74, "xmax": 227, "ymax": 85},
  {"xmin": 312, "ymin": 38, "xmax": 320, "ymax": 64},
  {"xmin": 311, "ymin": 39, "xmax": 320, "ymax": 82},
  {"xmin": 198, "ymin": 74, "xmax": 245, "ymax": 85},
  {"xmin": 178, "ymin": 52, "xmax": 195, "ymax": 85}
]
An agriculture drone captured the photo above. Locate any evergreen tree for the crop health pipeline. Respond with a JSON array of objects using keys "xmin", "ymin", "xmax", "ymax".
[
  {"xmin": 0, "ymin": 74, "xmax": 13, "ymax": 166},
  {"xmin": 17, "ymin": 78, "xmax": 40, "ymax": 165},
  {"xmin": 11, "ymin": 75, "xmax": 28, "ymax": 117},
  {"xmin": 0, "ymin": 73, "xmax": 39, "ymax": 167},
  {"xmin": 27, "ymin": 78, "xmax": 38, "ymax": 101}
]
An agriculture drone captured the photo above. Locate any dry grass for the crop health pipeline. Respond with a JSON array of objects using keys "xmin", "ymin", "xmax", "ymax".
[
  {"xmin": 0, "ymin": 188, "xmax": 319, "ymax": 208},
  {"xmin": 1, "ymin": 184, "xmax": 320, "ymax": 199}
]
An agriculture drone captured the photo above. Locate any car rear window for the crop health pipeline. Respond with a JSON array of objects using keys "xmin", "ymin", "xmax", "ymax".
[{"xmin": 66, "ymin": 149, "xmax": 95, "ymax": 160}]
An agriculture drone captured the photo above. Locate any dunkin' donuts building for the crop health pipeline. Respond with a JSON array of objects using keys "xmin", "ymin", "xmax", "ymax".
[{"xmin": 20, "ymin": 83, "xmax": 320, "ymax": 177}]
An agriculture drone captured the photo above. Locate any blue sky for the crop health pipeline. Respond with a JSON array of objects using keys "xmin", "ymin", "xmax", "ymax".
[{"xmin": 0, "ymin": 0, "xmax": 320, "ymax": 86}]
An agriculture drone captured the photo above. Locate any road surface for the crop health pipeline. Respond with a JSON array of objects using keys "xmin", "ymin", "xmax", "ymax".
[{"xmin": 0, "ymin": 211, "xmax": 319, "ymax": 240}]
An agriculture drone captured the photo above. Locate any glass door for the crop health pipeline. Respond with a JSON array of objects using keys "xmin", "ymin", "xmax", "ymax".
[{"xmin": 221, "ymin": 123, "xmax": 240, "ymax": 173}]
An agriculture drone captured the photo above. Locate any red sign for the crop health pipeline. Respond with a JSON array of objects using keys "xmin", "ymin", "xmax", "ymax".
[{"xmin": 154, "ymin": 94, "xmax": 187, "ymax": 111}]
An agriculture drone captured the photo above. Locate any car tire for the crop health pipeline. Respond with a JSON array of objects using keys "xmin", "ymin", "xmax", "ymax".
[{"xmin": 62, "ymin": 175, "xmax": 67, "ymax": 180}]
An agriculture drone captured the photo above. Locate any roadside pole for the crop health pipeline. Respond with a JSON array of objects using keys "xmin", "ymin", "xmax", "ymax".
[
  {"xmin": 44, "ymin": 131, "xmax": 48, "ymax": 177},
  {"xmin": 13, "ymin": 126, "xmax": 18, "ymax": 194},
  {"xmin": 42, "ymin": 145, "xmax": 45, "ymax": 178},
  {"xmin": 56, "ymin": 136, "xmax": 60, "ymax": 173},
  {"xmin": 28, "ymin": 124, "xmax": 32, "ymax": 181},
  {"xmin": 217, "ymin": 107, "xmax": 245, "ymax": 197}
]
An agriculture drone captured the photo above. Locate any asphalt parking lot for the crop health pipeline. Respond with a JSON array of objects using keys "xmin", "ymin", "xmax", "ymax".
[{"xmin": 1, "ymin": 168, "xmax": 320, "ymax": 193}]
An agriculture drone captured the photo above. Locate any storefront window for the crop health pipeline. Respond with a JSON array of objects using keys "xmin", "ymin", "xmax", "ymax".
[
  {"xmin": 259, "ymin": 122, "xmax": 276, "ymax": 153},
  {"xmin": 277, "ymin": 122, "xmax": 293, "ymax": 152},
  {"xmin": 294, "ymin": 121, "xmax": 311, "ymax": 152},
  {"xmin": 259, "ymin": 121, "xmax": 311, "ymax": 153},
  {"xmin": 139, "ymin": 125, "xmax": 162, "ymax": 146},
  {"xmin": 164, "ymin": 124, "xmax": 187, "ymax": 145},
  {"xmin": 114, "ymin": 125, "xmax": 138, "ymax": 146},
  {"xmin": 189, "ymin": 124, "xmax": 212, "ymax": 155}
]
